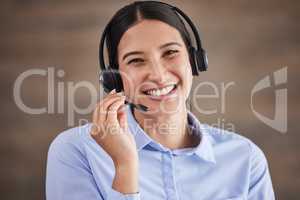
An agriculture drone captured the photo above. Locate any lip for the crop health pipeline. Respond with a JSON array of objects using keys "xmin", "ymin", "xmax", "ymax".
[
  {"xmin": 142, "ymin": 83, "xmax": 178, "ymax": 101},
  {"xmin": 141, "ymin": 82, "xmax": 178, "ymax": 93}
]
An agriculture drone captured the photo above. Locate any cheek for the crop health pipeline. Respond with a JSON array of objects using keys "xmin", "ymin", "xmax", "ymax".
[
  {"xmin": 182, "ymin": 67, "xmax": 193, "ymax": 92},
  {"xmin": 174, "ymin": 53, "xmax": 192, "ymax": 78},
  {"xmin": 120, "ymin": 69, "xmax": 141, "ymax": 96},
  {"xmin": 186, "ymin": 64, "xmax": 193, "ymax": 93},
  {"xmin": 176, "ymin": 56, "xmax": 193, "ymax": 96}
]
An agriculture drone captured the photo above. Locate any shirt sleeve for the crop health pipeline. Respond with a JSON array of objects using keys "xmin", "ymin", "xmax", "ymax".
[
  {"xmin": 247, "ymin": 142, "xmax": 275, "ymax": 200},
  {"xmin": 46, "ymin": 138, "xmax": 141, "ymax": 200}
]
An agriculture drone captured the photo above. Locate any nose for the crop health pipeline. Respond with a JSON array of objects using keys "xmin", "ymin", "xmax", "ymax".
[{"xmin": 147, "ymin": 58, "xmax": 167, "ymax": 83}]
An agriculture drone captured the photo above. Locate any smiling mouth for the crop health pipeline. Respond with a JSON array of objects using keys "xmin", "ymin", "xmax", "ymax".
[{"xmin": 142, "ymin": 83, "xmax": 178, "ymax": 97}]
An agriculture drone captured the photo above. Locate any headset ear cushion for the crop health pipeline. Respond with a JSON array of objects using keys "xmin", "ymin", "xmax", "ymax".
[
  {"xmin": 99, "ymin": 68, "xmax": 124, "ymax": 93},
  {"xmin": 196, "ymin": 49, "xmax": 208, "ymax": 72},
  {"xmin": 189, "ymin": 47, "xmax": 200, "ymax": 76},
  {"xmin": 189, "ymin": 47, "xmax": 208, "ymax": 75}
]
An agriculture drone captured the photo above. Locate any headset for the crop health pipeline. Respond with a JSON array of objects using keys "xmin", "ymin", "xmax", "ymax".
[{"xmin": 99, "ymin": 1, "xmax": 208, "ymax": 112}]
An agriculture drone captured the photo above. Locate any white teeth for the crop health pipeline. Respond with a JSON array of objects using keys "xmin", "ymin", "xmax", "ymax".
[{"xmin": 145, "ymin": 85, "xmax": 175, "ymax": 96}]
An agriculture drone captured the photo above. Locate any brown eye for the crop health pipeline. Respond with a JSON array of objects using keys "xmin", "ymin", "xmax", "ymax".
[
  {"xmin": 127, "ymin": 58, "xmax": 144, "ymax": 65},
  {"xmin": 164, "ymin": 50, "xmax": 179, "ymax": 57}
]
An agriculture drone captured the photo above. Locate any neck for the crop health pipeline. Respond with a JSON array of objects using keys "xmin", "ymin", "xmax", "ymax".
[{"xmin": 132, "ymin": 106, "xmax": 199, "ymax": 150}]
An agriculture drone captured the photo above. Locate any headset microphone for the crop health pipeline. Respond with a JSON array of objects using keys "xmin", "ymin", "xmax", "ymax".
[{"xmin": 125, "ymin": 100, "xmax": 149, "ymax": 112}]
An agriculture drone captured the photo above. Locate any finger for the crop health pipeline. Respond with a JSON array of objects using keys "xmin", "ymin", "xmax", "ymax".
[
  {"xmin": 91, "ymin": 90, "xmax": 121, "ymax": 137},
  {"xmin": 93, "ymin": 95, "xmax": 118, "ymax": 123},
  {"xmin": 107, "ymin": 96, "xmax": 126, "ymax": 115},
  {"xmin": 99, "ymin": 91, "xmax": 125, "ymax": 112},
  {"xmin": 103, "ymin": 96, "xmax": 127, "ymax": 121},
  {"xmin": 91, "ymin": 104, "xmax": 106, "ymax": 137},
  {"xmin": 106, "ymin": 96, "xmax": 126, "ymax": 123},
  {"xmin": 96, "ymin": 94, "xmax": 124, "ymax": 120},
  {"xmin": 93, "ymin": 100, "xmax": 107, "ymax": 124},
  {"xmin": 118, "ymin": 105, "xmax": 128, "ymax": 131},
  {"xmin": 92, "ymin": 103, "xmax": 99, "ymax": 123},
  {"xmin": 109, "ymin": 89, "xmax": 117, "ymax": 95}
]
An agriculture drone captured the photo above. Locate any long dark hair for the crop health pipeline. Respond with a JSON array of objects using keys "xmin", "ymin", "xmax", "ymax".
[{"xmin": 104, "ymin": 1, "xmax": 193, "ymax": 70}]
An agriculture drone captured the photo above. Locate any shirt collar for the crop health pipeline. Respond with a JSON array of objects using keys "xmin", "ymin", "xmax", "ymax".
[
  {"xmin": 126, "ymin": 105, "xmax": 216, "ymax": 164},
  {"xmin": 187, "ymin": 111, "xmax": 216, "ymax": 164},
  {"xmin": 126, "ymin": 105, "xmax": 153, "ymax": 151}
]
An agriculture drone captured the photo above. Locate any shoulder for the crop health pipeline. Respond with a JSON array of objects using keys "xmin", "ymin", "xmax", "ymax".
[
  {"xmin": 202, "ymin": 124, "xmax": 268, "ymax": 164},
  {"xmin": 47, "ymin": 123, "xmax": 113, "ymax": 166},
  {"xmin": 49, "ymin": 123, "xmax": 92, "ymax": 148},
  {"xmin": 47, "ymin": 123, "xmax": 93, "ymax": 163},
  {"xmin": 198, "ymin": 125, "xmax": 274, "ymax": 197}
]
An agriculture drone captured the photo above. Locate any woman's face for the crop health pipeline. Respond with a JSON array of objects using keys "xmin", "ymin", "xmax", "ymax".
[{"xmin": 118, "ymin": 19, "xmax": 193, "ymax": 115}]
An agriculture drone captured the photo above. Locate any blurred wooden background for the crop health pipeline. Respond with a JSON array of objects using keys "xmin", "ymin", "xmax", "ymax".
[{"xmin": 0, "ymin": 0, "xmax": 299, "ymax": 199}]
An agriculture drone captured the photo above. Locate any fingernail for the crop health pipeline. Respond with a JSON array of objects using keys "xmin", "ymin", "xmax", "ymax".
[
  {"xmin": 120, "ymin": 104, "xmax": 126, "ymax": 111},
  {"xmin": 109, "ymin": 89, "xmax": 116, "ymax": 94}
]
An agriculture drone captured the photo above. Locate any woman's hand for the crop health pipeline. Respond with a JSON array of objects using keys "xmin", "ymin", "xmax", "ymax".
[
  {"xmin": 90, "ymin": 89, "xmax": 138, "ymax": 166},
  {"xmin": 90, "ymin": 89, "xmax": 139, "ymax": 194}
]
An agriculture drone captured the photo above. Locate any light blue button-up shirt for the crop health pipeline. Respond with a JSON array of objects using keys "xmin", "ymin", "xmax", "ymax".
[{"xmin": 46, "ymin": 105, "xmax": 275, "ymax": 200}]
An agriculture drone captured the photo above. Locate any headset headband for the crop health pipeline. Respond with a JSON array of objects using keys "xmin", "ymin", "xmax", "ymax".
[{"xmin": 99, "ymin": 0, "xmax": 205, "ymax": 72}]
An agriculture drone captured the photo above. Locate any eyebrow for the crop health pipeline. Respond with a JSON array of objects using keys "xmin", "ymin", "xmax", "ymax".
[{"xmin": 122, "ymin": 42, "xmax": 182, "ymax": 61}]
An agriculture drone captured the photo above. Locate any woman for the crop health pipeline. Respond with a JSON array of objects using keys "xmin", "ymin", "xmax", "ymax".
[{"xmin": 46, "ymin": 1, "xmax": 275, "ymax": 200}]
